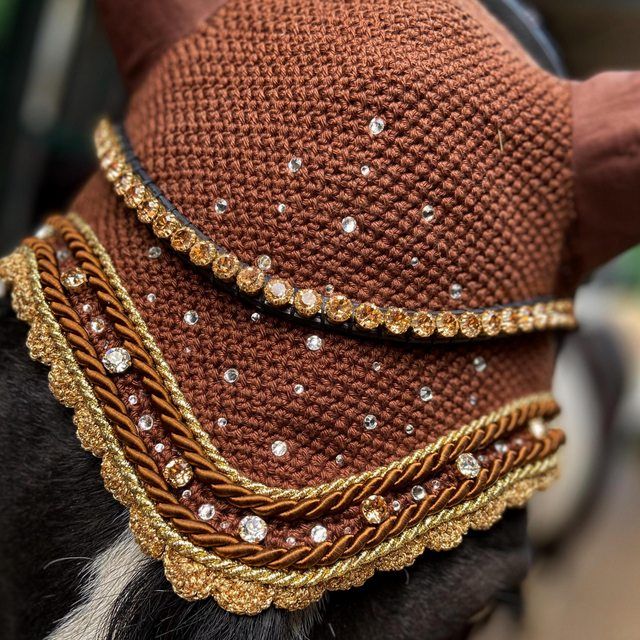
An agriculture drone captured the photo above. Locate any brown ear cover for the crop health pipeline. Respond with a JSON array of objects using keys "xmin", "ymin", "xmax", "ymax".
[
  {"xmin": 96, "ymin": 0, "xmax": 228, "ymax": 90},
  {"xmin": 572, "ymin": 72, "xmax": 640, "ymax": 279}
]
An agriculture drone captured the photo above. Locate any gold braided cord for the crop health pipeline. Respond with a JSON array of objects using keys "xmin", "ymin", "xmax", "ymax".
[
  {"xmin": 0, "ymin": 245, "xmax": 559, "ymax": 612},
  {"xmin": 68, "ymin": 212, "xmax": 556, "ymax": 501}
]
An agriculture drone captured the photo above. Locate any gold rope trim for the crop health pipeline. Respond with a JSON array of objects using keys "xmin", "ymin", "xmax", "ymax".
[
  {"xmin": 0, "ymin": 244, "xmax": 558, "ymax": 613},
  {"xmin": 70, "ymin": 212, "xmax": 555, "ymax": 501}
]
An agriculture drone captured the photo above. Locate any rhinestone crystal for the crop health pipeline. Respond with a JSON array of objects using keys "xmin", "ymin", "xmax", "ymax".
[
  {"xmin": 363, "ymin": 414, "xmax": 378, "ymax": 430},
  {"xmin": 250, "ymin": 312, "xmax": 261, "ymax": 322},
  {"xmin": 146, "ymin": 293, "xmax": 157, "ymax": 302},
  {"xmin": 518, "ymin": 306, "xmax": 535, "ymax": 332},
  {"xmin": 500, "ymin": 308, "xmax": 518, "ymax": 334},
  {"xmin": 436, "ymin": 312, "xmax": 459, "ymax": 338},
  {"xmin": 326, "ymin": 295, "xmax": 353, "ymax": 323},
  {"xmin": 411, "ymin": 485, "xmax": 426, "ymax": 501},
  {"xmin": 460, "ymin": 312, "xmax": 482, "ymax": 338},
  {"xmin": 138, "ymin": 414, "xmax": 154, "ymax": 431},
  {"xmin": 341, "ymin": 216, "xmax": 357, "ymax": 233},
  {"xmin": 189, "ymin": 241, "xmax": 216, "ymax": 266},
  {"xmin": 265, "ymin": 279, "xmax": 293, "ymax": 307},
  {"xmin": 214, "ymin": 198, "xmax": 228, "ymax": 214},
  {"xmin": 271, "ymin": 440, "xmax": 288, "ymax": 457},
  {"xmin": 152, "ymin": 213, "xmax": 179, "ymax": 238},
  {"xmin": 361, "ymin": 165, "xmax": 371, "ymax": 177},
  {"xmin": 384, "ymin": 307, "xmax": 411, "ymax": 335},
  {"xmin": 310, "ymin": 524, "xmax": 328, "ymax": 544},
  {"xmin": 410, "ymin": 257, "xmax": 420, "ymax": 267},
  {"xmin": 89, "ymin": 317, "xmax": 106, "ymax": 334},
  {"xmin": 305, "ymin": 335, "xmax": 323, "ymax": 351},
  {"xmin": 288, "ymin": 157, "xmax": 303, "ymax": 174},
  {"xmin": 138, "ymin": 198, "xmax": 161, "ymax": 223},
  {"xmin": 456, "ymin": 453, "xmax": 481, "ymax": 478},
  {"xmin": 405, "ymin": 424, "xmax": 415, "ymax": 435},
  {"xmin": 294, "ymin": 384, "xmax": 305, "ymax": 395},
  {"xmin": 481, "ymin": 309, "xmax": 502, "ymax": 336},
  {"xmin": 237, "ymin": 266, "xmax": 265, "ymax": 295},
  {"xmin": 277, "ymin": 203, "xmax": 287, "ymax": 214},
  {"xmin": 412, "ymin": 311, "xmax": 436, "ymax": 338},
  {"xmin": 335, "ymin": 454, "xmax": 345, "ymax": 466},
  {"xmin": 198, "ymin": 504, "xmax": 216, "ymax": 521},
  {"xmin": 294, "ymin": 288, "xmax": 322, "ymax": 317},
  {"xmin": 102, "ymin": 347, "xmax": 131, "ymax": 374},
  {"xmin": 473, "ymin": 356, "xmax": 487, "ymax": 372},
  {"xmin": 368, "ymin": 117, "xmax": 385, "ymax": 135},
  {"xmin": 217, "ymin": 417, "xmax": 228, "ymax": 427},
  {"xmin": 183, "ymin": 310, "xmax": 199, "ymax": 325},
  {"xmin": 529, "ymin": 417, "xmax": 548, "ymax": 440},
  {"xmin": 163, "ymin": 457, "xmax": 194, "ymax": 488},
  {"xmin": 256, "ymin": 254, "xmax": 272, "ymax": 271},
  {"xmin": 419, "ymin": 386, "xmax": 433, "ymax": 402},
  {"xmin": 212, "ymin": 253, "xmax": 240, "ymax": 281},
  {"xmin": 354, "ymin": 302, "xmax": 383, "ymax": 330},
  {"xmin": 239, "ymin": 515, "xmax": 268, "ymax": 543},
  {"xmin": 128, "ymin": 394, "xmax": 138, "ymax": 405},
  {"xmin": 392, "ymin": 500, "xmax": 401, "ymax": 512},
  {"xmin": 223, "ymin": 368, "xmax": 239, "ymax": 384},
  {"xmin": 422, "ymin": 204, "xmax": 435, "ymax": 221},
  {"xmin": 124, "ymin": 183, "xmax": 148, "ymax": 208},
  {"xmin": 171, "ymin": 227, "xmax": 197, "ymax": 252},
  {"xmin": 372, "ymin": 361, "xmax": 382, "ymax": 372},
  {"xmin": 147, "ymin": 246, "xmax": 162, "ymax": 259},
  {"xmin": 449, "ymin": 283, "xmax": 463, "ymax": 300},
  {"xmin": 361, "ymin": 495, "xmax": 389, "ymax": 524},
  {"xmin": 61, "ymin": 268, "xmax": 87, "ymax": 290}
]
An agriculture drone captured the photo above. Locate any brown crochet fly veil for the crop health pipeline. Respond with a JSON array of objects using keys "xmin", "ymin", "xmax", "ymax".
[{"xmin": 0, "ymin": 0, "xmax": 587, "ymax": 615}]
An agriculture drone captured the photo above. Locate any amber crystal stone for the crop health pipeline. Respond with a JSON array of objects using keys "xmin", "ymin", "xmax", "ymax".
[
  {"xmin": 325, "ymin": 294, "xmax": 353, "ymax": 323},
  {"xmin": 170, "ymin": 227, "xmax": 197, "ymax": 252},
  {"xmin": 124, "ymin": 183, "xmax": 148, "ymax": 208},
  {"xmin": 237, "ymin": 266, "xmax": 266, "ymax": 295},
  {"xmin": 354, "ymin": 302, "xmax": 383, "ymax": 330},
  {"xmin": 212, "ymin": 253, "xmax": 240, "ymax": 281},
  {"xmin": 152, "ymin": 213, "xmax": 180, "ymax": 238},
  {"xmin": 533, "ymin": 302, "xmax": 548, "ymax": 330},
  {"xmin": 436, "ymin": 311, "xmax": 459, "ymax": 338},
  {"xmin": 411, "ymin": 311, "xmax": 436, "ymax": 338},
  {"xmin": 294, "ymin": 288, "xmax": 322, "ymax": 317},
  {"xmin": 459, "ymin": 312, "xmax": 482, "ymax": 338},
  {"xmin": 189, "ymin": 241, "xmax": 216, "ymax": 266},
  {"xmin": 163, "ymin": 457, "xmax": 194, "ymax": 488},
  {"xmin": 384, "ymin": 307, "xmax": 411, "ymax": 335},
  {"xmin": 361, "ymin": 495, "xmax": 389, "ymax": 525},
  {"xmin": 105, "ymin": 161, "xmax": 125, "ymax": 182},
  {"xmin": 114, "ymin": 172, "xmax": 135, "ymax": 196},
  {"xmin": 264, "ymin": 278, "xmax": 293, "ymax": 307},
  {"xmin": 138, "ymin": 198, "xmax": 162, "ymax": 223},
  {"xmin": 500, "ymin": 308, "xmax": 518, "ymax": 334},
  {"xmin": 481, "ymin": 309, "xmax": 502, "ymax": 336},
  {"xmin": 517, "ymin": 305, "xmax": 534, "ymax": 332}
]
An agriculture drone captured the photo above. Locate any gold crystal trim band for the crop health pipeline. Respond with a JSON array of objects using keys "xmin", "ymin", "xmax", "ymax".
[
  {"xmin": 94, "ymin": 119, "xmax": 577, "ymax": 344},
  {"xmin": 0, "ymin": 244, "xmax": 558, "ymax": 613},
  {"xmin": 76, "ymin": 210, "xmax": 557, "ymax": 503}
]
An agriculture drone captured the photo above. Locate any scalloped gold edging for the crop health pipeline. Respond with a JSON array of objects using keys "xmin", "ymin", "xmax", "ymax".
[
  {"xmin": 0, "ymin": 245, "xmax": 559, "ymax": 615},
  {"xmin": 71, "ymin": 212, "xmax": 557, "ymax": 502}
]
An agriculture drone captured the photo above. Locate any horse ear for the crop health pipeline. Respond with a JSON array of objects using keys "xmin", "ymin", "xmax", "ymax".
[
  {"xmin": 571, "ymin": 71, "xmax": 640, "ymax": 280},
  {"xmin": 96, "ymin": 0, "xmax": 227, "ymax": 91}
]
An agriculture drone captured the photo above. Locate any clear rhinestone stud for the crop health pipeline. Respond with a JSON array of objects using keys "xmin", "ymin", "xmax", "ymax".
[
  {"xmin": 410, "ymin": 256, "xmax": 420, "ymax": 267},
  {"xmin": 128, "ymin": 394, "xmax": 138, "ymax": 405},
  {"xmin": 528, "ymin": 417, "xmax": 548, "ymax": 440},
  {"xmin": 277, "ymin": 203, "xmax": 287, "ymax": 214},
  {"xmin": 405, "ymin": 424, "xmax": 415, "ymax": 435},
  {"xmin": 271, "ymin": 440, "xmax": 288, "ymax": 457},
  {"xmin": 469, "ymin": 394, "xmax": 478, "ymax": 406},
  {"xmin": 214, "ymin": 198, "xmax": 228, "ymax": 214},
  {"xmin": 363, "ymin": 414, "xmax": 378, "ymax": 430},
  {"xmin": 456, "ymin": 452, "xmax": 481, "ymax": 478},
  {"xmin": 419, "ymin": 386, "xmax": 433, "ymax": 402},
  {"xmin": 147, "ymin": 246, "xmax": 162, "ymax": 259},
  {"xmin": 250, "ymin": 312, "xmax": 261, "ymax": 322},
  {"xmin": 288, "ymin": 157, "xmax": 303, "ymax": 174},
  {"xmin": 102, "ymin": 347, "xmax": 131, "ymax": 374},
  {"xmin": 473, "ymin": 356, "xmax": 487, "ymax": 372},
  {"xmin": 61, "ymin": 268, "xmax": 87, "ymax": 290},
  {"xmin": 361, "ymin": 165, "xmax": 371, "ymax": 177},
  {"xmin": 239, "ymin": 515, "xmax": 268, "ymax": 543},
  {"xmin": 305, "ymin": 335, "xmax": 323, "ymax": 351},
  {"xmin": 217, "ymin": 417, "xmax": 228, "ymax": 428},
  {"xmin": 154, "ymin": 443, "xmax": 165, "ymax": 453},
  {"xmin": 450, "ymin": 283, "xmax": 463, "ymax": 300},
  {"xmin": 183, "ymin": 310, "xmax": 199, "ymax": 325},
  {"xmin": 256, "ymin": 254, "xmax": 272, "ymax": 271},
  {"xmin": 223, "ymin": 368, "xmax": 239, "ymax": 384},
  {"xmin": 294, "ymin": 384, "xmax": 305, "ymax": 395},
  {"xmin": 146, "ymin": 293, "xmax": 157, "ymax": 302},
  {"xmin": 372, "ymin": 361, "xmax": 382, "ymax": 372},
  {"xmin": 197, "ymin": 503, "xmax": 216, "ymax": 521},
  {"xmin": 422, "ymin": 205, "xmax": 435, "ymax": 221},
  {"xmin": 286, "ymin": 536, "xmax": 297, "ymax": 546},
  {"xmin": 137, "ymin": 414, "xmax": 154, "ymax": 431},
  {"xmin": 310, "ymin": 524, "xmax": 328, "ymax": 544},
  {"xmin": 411, "ymin": 485, "xmax": 426, "ymax": 501},
  {"xmin": 368, "ymin": 117, "xmax": 385, "ymax": 135},
  {"xmin": 392, "ymin": 500, "xmax": 401, "ymax": 512},
  {"xmin": 335, "ymin": 454, "xmax": 345, "ymax": 466},
  {"xmin": 341, "ymin": 216, "xmax": 357, "ymax": 233},
  {"xmin": 89, "ymin": 317, "xmax": 106, "ymax": 334}
]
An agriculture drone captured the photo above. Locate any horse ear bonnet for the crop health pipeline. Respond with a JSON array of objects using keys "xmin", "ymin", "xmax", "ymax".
[{"xmin": 3, "ymin": 0, "xmax": 640, "ymax": 615}]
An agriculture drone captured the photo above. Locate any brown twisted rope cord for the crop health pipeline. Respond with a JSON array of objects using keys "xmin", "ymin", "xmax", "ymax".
[
  {"xmin": 27, "ymin": 229, "xmax": 563, "ymax": 569},
  {"xmin": 50, "ymin": 216, "xmax": 560, "ymax": 524}
]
